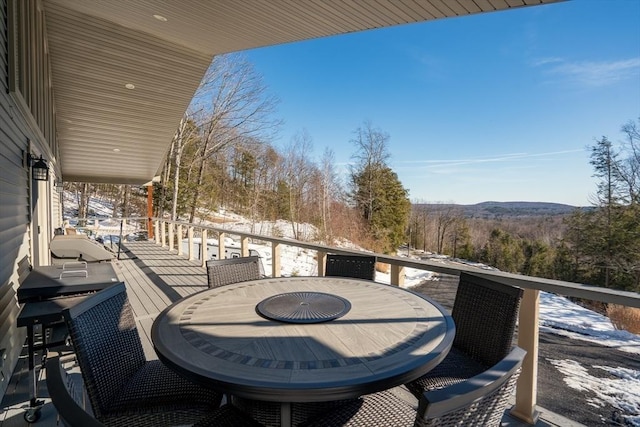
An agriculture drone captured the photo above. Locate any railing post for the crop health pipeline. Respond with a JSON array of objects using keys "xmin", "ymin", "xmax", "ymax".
[
  {"xmin": 241, "ymin": 236, "xmax": 249, "ymax": 257},
  {"xmin": 187, "ymin": 226, "xmax": 194, "ymax": 261},
  {"xmin": 390, "ymin": 264, "xmax": 404, "ymax": 286},
  {"xmin": 148, "ymin": 217, "xmax": 154, "ymax": 240},
  {"xmin": 177, "ymin": 224, "xmax": 183, "ymax": 256},
  {"xmin": 154, "ymin": 220, "xmax": 160, "ymax": 244},
  {"xmin": 160, "ymin": 221, "xmax": 166, "ymax": 247},
  {"xmin": 218, "ymin": 232, "xmax": 226, "ymax": 259},
  {"xmin": 317, "ymin": 251, "xmax": 327, "ymax": 276},
  {"xmin": 168, "ymin": 222, "xmax": 174, "ymax": 251},
  {"xmin": 201, "ymin": 229, "xmax": 207, "ymax": 268},
  {"xmin": 272, "ymin": 242, "xmax": 281, "ymax": 277},
  {"xmin": 510, "ymin": 288, "xmax": 540, "ymax": 424}
]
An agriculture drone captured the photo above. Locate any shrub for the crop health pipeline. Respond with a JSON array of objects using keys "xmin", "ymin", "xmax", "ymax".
[{"xmin": 607, "ymin": 304, "xmax": 640, "ymax": 334}]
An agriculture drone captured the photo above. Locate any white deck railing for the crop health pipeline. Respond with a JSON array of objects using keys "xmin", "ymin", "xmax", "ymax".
[{"xmin": 104, "ymin": 217, "xmax": 640, "ymax": 424}]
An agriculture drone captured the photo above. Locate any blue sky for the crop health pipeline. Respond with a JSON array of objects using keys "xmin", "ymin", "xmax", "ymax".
[{"xmin": 244, "ymin": 0, "xmax": 640, "ymax": 206}]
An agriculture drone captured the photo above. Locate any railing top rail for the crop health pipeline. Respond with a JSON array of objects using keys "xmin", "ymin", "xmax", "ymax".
[{"xmin": 146, "ymin": 217, "xmax": 640, "ymax": 307}]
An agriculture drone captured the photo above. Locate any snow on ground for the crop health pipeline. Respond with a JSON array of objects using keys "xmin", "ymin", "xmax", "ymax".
[
  {"xmin": 539, "ymin": 292, "xmax": 640, "ymax": 356},
  {"xmin": 550, "ymin": 359, "xmax": 640, "ymax": 426},
  {"xmin": 537, "ymin": 292, "xmax": 640, "ymax": 426}
]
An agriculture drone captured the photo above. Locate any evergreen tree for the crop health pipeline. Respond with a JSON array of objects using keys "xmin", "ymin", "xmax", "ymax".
[
  {"xmin": 559, "ymin": 124, "xmax": 640, "ymax": 292},
  {"xmin": 352, "ymin": 165, "xmax": 410, "ymax": 252},
  {"xmin": 349, "ymin": 122, "xmax": 410, "ymax": 253}
]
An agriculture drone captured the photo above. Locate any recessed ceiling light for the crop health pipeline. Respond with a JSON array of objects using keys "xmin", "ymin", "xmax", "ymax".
[
  {"xmin": 113, "ymin": 148, "xmax": 121, "ymax": 152},
  {"xmin": 125, "ymin": 83, "xmax": 135, "ymax": 90},
  {"xmin": 153, "ymin": 14, "xmax": 168, "ymax": 22}
]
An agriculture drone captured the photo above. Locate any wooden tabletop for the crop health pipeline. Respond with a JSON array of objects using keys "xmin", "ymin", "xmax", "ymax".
[{"xmin": 152, "ymin": 277, "xmax": 455, "ymax": 402}]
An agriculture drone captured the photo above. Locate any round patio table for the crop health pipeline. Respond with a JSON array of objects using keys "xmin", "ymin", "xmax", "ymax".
[{"xmin": 152, "ymin": 276, "xmax": 454, "ymax": 426}]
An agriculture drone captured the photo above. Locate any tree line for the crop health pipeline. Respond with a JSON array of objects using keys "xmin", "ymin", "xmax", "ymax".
[
  {"xmin": 409, "ymin": 119, "xmax": 639, "ymax": 293},
  {"xmin": 153, "ymin": 54, "xmax": 410, "ymax": 254}
]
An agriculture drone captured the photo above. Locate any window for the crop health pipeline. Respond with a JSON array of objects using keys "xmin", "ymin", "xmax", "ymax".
[{"xmin": 8, "ymin": 0, "xmax": 57, "ymax": 154}]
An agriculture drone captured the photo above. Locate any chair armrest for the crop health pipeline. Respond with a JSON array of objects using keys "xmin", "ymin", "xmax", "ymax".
[
  {"xmin": 45, "ymin": 355, "xmax": 105, "ymax": 427},
  {"xmin": 418, "ymin": 346, "xmax": 526, "ymax": 419}
]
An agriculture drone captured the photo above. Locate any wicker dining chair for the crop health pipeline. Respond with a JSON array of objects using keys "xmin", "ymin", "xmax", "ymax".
[
  {"xmin": 301, "ymin": 346, "xmax": 526, "ymax": 427},
  {"xmin": 406, "ymin": 272, "xmax": 523, "ymax": 398},
  {"xmin": 60, "ymin": 283, "xmax": 224, "ymax": 426},
  {"xmin": 230, "ymin": 396, "xmax": 360, "ymax": 427},
  {"xmin": 324, "ymin": 254, "xmax": 376, "ymax": 281},
  {"xmin": 206, "ymin": 256, "xmax": 263, "ymax": 288},
  {"xmin": 46, "ymin": 354, "xmax": 263, "ymax": 427}
]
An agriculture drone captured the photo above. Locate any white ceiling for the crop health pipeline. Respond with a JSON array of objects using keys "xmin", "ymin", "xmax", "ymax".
[{"xmin": 43, "ymin": 0, "xmax": 561, "ymax": 184}]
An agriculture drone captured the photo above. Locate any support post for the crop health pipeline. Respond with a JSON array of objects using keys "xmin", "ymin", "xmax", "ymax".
[
  {"xmin": 187, "ymin": 226, "xmax": 194, "ymax": 261},
  {"xmin": 272, "ymin": 242, "xmax": 281, "ymax": 277},
  {"xmin": 510, "ymin": 288, "xmax": 540, "ymax": 424},
  {"xmin": 218, "ymin": 232, "xmax": 226, "ymax": 260},
  {"xmin": 317, "ymin": 251, "xmax": 327, "ymax": 276},
  {"xmin": 177, "ymin": 224, "xmax": 183, "ymax": 256},
  {"xmin": 154, "ymin": 220, "xmax": 160, "ymax": 244},
  {"xmin": 390, "ymin": 264, "xmax": 404, "ymax": 286},
  {"xmin": 147, "ymin": 185, "xmax": 154, "ymax": 239},
  {"xmin": 241, "ymin": 236, "xmax": 249, "ymax": 257},
  {"xmin": 168, "ymin": 223, "xmax": 174, "ymax": 251},
  {"xmin": 201, "ymin": 229, "xmax": 208, "ymax": 267},
  {"xmin": 160, "ymin": 221, "xmax": 166, "ymax": 247}
]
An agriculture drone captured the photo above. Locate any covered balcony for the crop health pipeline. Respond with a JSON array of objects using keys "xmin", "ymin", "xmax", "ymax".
[
  {"xmin": 1, "ymin": 217, "xmax": 638, "ymax": 426},
  {"xmin": 1, "ymin": 0, "xmax": 638, "ymax": 426}
]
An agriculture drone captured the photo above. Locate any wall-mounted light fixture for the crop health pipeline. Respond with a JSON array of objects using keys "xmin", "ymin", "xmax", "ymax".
[
  {"xmin": 55, "ymin": 180, "xmax": 64, "ymax": 193},
  {"xmin": 27, "ymin": 154, "xmax": 50, "ymax": 181}
]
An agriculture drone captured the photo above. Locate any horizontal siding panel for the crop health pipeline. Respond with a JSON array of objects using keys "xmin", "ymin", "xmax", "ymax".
[
  {"xmin": 0, "ymin": 287, "xmax": 18, "ymax": 337},
  {"xmin": 0, "ymin": 0, "xmax": 7, "ymax": 92},
  {"xmin": 0, "ymin": 194, "xmax": 28, "ymax": 217},
  {"xmin": 0, "ymin": 231, "xmax": 26, "ymax": 270},
  {"xmin": 0, "ymin": 165, "xmax": 28, "ymax": 190},
  {"xmin": 0, "ymin": 213, "xmax": 27, "ymax": 233},
  {"xmin": 0, "ymin": 0, "xmax": 31, "ymax": 397}
]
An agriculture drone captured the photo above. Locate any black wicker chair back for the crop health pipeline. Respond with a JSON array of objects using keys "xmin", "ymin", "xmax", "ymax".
[
  {"xmin": 452, "ymin": 273, "xmax": 523, "ymax": 367},
  {"xmin": 406, "ymin": 273, "xmax": 523, "ymax": 398},
  {"xmin": 62, "ymin": 283, "xmax": 222, "ymax": 425},
  {"xmin": 62, "ymin": 283, "xmax": 144, "ymax": 418},
  {"xmin": 325, "ymin": 254, "xmax": 376, "ymax": 281},
  {"xmin": 206, "ymin": 256, "xmax": 263, "ymax": 288}
]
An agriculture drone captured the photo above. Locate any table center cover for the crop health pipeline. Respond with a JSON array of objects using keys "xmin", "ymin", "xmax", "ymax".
[{"xmin": 256, "ymin": 291, "xmax": 351, "ymax": 323}]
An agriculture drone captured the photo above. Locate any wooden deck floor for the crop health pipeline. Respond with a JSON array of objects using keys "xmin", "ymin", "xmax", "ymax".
[{"xmin": 0, "ymin": 240, "xmax": 581, "ymax": 426}]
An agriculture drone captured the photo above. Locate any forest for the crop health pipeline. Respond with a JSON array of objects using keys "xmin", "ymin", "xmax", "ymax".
[{"xmin": 66, "ymin": 54, "xmax": 639, "ymax": 295}]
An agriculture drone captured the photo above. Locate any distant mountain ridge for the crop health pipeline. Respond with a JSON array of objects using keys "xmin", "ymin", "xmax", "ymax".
[{"xmin": 415, "ymin": 201, "xmax": 587, "ymax": 218}]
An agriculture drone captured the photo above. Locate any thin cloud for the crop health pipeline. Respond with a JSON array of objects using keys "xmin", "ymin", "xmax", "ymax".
[
  {"xmin": 537, "ymin": 57, "xmax": 640, "ymax": 87},
  {"xmin": 531, "ymin": 57, "xmax": 563, "ymax": 67},
  {"xmin": 395, "ymin": 149, "xmax": 584, "ymax": 168}
]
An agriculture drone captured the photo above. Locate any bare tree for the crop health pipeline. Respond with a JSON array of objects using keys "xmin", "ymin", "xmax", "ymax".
[
  {"xmin": 283, "ymin": 130, "xmax": 316, "ymax": 240},
  {"xmin": 169, "ymin": 116, "xmax": 202, "ymax": 221},
  {"xmin": 111, "ymin": 185, "xmax": 123, "ymax": 217},
  {"xmin": 77, "ymin": 182, "xmax": 91, "ymax": 226},
  {"xmin": 434, "ymin": 203, "xmax": 459, "ymax": 254},
  {"xmin": 187, "ymin": 53, "xmax": 281, "ymax": 223},
  {"xmin": 620, "ymin": 118, "xmax": 640, "ymax": 204},
  {"xmin": 350, "ymin": 120, "xmax": 391, "ymax": 222},
  {"xmin": 317, "ymin": 148, "xmax": 342, "ymax": 243}
]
